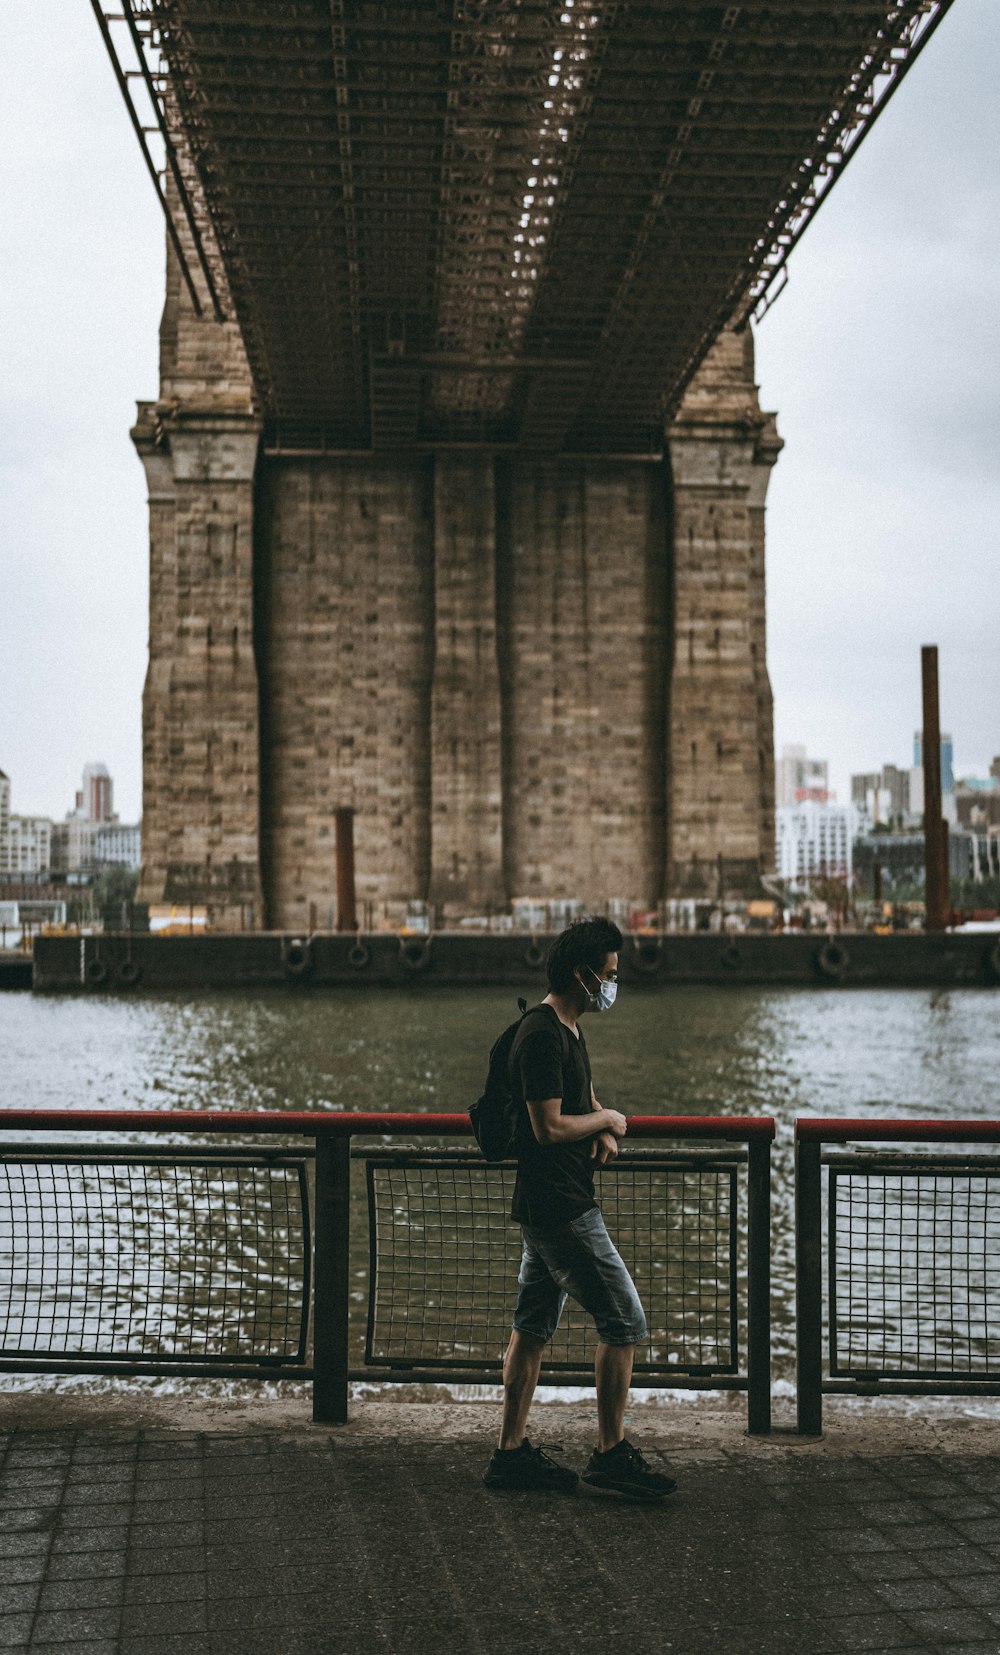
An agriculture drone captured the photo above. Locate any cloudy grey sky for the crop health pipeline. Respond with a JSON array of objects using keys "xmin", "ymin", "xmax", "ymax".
[{"xmin": 1, "ymin": 2, "xmax": 997, "ymax": 825}]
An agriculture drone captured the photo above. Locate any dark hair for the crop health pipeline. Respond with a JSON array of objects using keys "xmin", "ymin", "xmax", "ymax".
[{"xmin": 546, "ymin": 916, "xmax": 624, "ymax": 994}]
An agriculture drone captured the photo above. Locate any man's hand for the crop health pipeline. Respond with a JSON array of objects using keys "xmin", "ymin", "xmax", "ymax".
[
  {"xmin": 604, "ymin": 1108, "xmax": 628, "ymax": 1138},
  {"xmin": 590, "ymin": 1129, "xmax": 620, "ymax": 1165}
]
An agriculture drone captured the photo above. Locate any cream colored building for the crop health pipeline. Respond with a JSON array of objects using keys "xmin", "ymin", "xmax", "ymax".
[
  {"xmin": 50, "ymin": 817, "xmax": 97, "ymax": 876},
  {"xmin": 5, "ymin": 816, "xmax": 53, "ymax": 878}
]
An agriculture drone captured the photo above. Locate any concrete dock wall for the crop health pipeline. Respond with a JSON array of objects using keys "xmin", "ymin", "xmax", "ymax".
[{"xmin": 31, "ymin": 930, "xmax": 1000, "ymax": 993}]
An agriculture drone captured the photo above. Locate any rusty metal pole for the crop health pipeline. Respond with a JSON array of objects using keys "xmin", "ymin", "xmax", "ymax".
[
  {"xmin": 334, "ymin": 809, "xmax": 358, "ymax": 933},
  {"xmin": 921, "ymin": 645, "xmax": 945, "ymax": 932}
]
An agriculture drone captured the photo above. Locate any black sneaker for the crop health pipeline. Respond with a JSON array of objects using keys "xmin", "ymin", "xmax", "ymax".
[
  {"xmin": 483, "ymin": 1439, "xmax": 579, "ymax": 1493},
  {"xmin": 582, "ymin": 1438, "xmax": 677, "ymax": 1500}
]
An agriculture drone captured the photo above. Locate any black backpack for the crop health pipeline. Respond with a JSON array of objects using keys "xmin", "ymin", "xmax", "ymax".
[{"xmin": 469, "ymin": 999, "xmax": 569, "ymax": 1162}]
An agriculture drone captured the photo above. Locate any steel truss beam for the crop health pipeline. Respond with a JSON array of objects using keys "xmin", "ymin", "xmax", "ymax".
[{"xmin": 94, "ymin": 0, "xmax": 956, "ymax": 451}]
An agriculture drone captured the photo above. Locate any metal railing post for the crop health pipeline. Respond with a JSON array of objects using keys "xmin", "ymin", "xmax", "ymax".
[
  {"xmin": 746, "ymin": 1135, "xmax": 772, "ymax": 1435},
  {"xmin": 312, "ymin": 1132, "xmax": 351, "ymax": 1424},
  {"xmin": 795, "ymin": 1134, "xmax": 823, "ymax": 1434}
]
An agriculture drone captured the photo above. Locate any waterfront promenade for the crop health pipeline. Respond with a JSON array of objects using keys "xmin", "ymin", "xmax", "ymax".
[{"xmin": 2, "ymin": 1391, "xmax": 1000, "ymax": 1654}]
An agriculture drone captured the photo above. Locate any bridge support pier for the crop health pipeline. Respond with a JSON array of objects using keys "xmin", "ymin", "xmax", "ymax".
[
  {"xmin": 133, "ymin": 214, "xmax": 780, "ymax": 930},
  {"xmin": 133, "ymin": 407, "xmax": 264, "ymax": 930},
  {"xmin": 428, "ymin": 457, "xmax": 506, "ymax": 922},
  {"xmin": 666, "ymin": 329, "xmax": 781, "ymax": 903}
]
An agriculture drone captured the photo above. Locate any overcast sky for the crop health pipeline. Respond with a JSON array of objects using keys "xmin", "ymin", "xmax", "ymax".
[{"xmin": 1, "ymin": 2, "xmax": 997, "ymax": 825}]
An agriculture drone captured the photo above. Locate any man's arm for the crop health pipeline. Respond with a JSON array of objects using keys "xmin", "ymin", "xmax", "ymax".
[
  {"xmin": 526, "ymin": 1097, "xmax": 627, "ymax": 1147},
  {"xmin": 589, "ymin": 1083, "xmax": 620, "ymax": 1164}
]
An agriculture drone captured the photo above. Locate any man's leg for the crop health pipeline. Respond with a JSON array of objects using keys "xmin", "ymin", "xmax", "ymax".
[
  {"xmin": 594, "ymin": 1340, "xmax": 635, "ymax": 1452},
  {"xmin": 588, "ymin": 1335, "xmax": 677, "ymax": 1499},
  {"xmin": 529, "ymin": 1210, "xmax": 644, "ymax": 1451},
  {"xmin": 498, "ymin": 1329, "xmax": 546, "ymax": 1449},
  {"xmin": 485, "ymin": 1263, "xmax": 577, "ymax": 1490},
  {"xmin": 526, "ymin": 1212, "xmax": 676, "ymax": 1497}
]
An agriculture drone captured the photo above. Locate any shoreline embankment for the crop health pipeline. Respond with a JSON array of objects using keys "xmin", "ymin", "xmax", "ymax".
[{"xmin": 23, "ymin": 928, "xmax": 1000, "ymax": 993}]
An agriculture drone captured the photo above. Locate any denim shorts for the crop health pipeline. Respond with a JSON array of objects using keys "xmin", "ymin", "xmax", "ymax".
[{"xmin": 512, "ymin": 1206, "xmax": 648, "ymax": 1348}]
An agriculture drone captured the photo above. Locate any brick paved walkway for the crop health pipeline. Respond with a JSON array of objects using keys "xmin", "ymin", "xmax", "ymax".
[{"xmin": 3, "ymin": 1413, "xmax": 1000, "ymax": 1653}]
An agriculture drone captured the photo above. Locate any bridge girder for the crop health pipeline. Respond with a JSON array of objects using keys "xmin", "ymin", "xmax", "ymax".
[{"xmin": 96, "ymin": 0, "xmax": 953, "ymax": 454}]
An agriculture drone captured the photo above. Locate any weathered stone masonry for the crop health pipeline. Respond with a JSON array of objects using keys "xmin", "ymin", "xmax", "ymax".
[
  {"xmin": 134, "ymin": 241, "xmax": 780, "ymax": 929},
  {"xmin": 667, "ymin": 327, "xmax": 781, "ymax": 901}
]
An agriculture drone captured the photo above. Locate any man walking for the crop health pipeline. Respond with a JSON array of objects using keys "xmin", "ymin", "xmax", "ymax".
[{"xmin": 484, "ymin": 916, "xmax": 676, "ymax": 1499}]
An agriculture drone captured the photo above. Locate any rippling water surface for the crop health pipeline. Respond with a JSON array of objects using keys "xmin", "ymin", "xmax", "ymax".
[
  {"xmin": 2, "ymin": 985, "xmax": 998, "ymax": 1391},
  {"xmin": 4, "ymin": 982, "xmax": 998, "ymax": 1121}
]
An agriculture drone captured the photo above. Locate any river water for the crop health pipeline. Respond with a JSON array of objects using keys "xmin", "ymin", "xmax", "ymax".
[
  {"xmin": 5, "ymin": 983, "xmax": 997, "ymax": 1118},
  {"xmin": 2, "ymin": 985, "xmax": 998, "ymax": 1396}
]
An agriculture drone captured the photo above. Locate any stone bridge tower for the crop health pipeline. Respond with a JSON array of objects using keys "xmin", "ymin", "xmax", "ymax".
[{"xmin": 134, "ymin": 223, "xmax": 779, "ymax": 931}]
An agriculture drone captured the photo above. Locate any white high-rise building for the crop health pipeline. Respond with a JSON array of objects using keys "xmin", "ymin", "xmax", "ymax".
[
  {"xmin": 93, "ymin": 822, "xmax": 142, "ymax": 868},
  {"xmin": 776, "ymin": 802, "xmax": 854, "ymax": 889},
  {"xmin": 5, "ymin": 817, "xmax": 53, "ymax": 878},
  {"xmin": 0, "ymin": 773, "xmax": 53, "ymax": 879}
]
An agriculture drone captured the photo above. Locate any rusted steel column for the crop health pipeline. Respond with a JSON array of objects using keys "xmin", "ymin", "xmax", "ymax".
[
  {"xmin": 921, "ymin": 646, "xmax": 946, "ymax": 932},
  {"xmin": 334, "ymin": 808, "xmax": 357, "ymax": 933}
]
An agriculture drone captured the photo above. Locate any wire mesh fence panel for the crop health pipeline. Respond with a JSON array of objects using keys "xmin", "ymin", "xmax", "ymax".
[
  {"xmin": 599, "ymin": 1161, "xmax": 737, "ymax": 1374},
  {"xmin": 830, "ymin": 1165, "xmax": 1000, "ymax": 1379},
  {"xmin": 0, "ymin": 1155, "xmax": 310, "ymax": 1366},
  {"xmin": 365, "ymin": 1154, "xmax": 738, "ymax": 1375}
]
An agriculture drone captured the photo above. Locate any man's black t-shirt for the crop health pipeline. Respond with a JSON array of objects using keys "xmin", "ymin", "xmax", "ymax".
[{"xmin": 509, "ymin": 1004, "xmax": 597, "ymax": 1231}]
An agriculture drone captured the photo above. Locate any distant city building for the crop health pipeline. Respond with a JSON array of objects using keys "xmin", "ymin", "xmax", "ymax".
[
  {"xmin": 854, "ymin": 832, "xmax": 926, "ymax": 897},
  {"xmin": 51, "ymin": 763, "xmax": 128, "ymax": 876},
  {"xmin": 855, "ymin": 735, "xmax": 958, "ymax": 830},
  {"xmin": 0, "ymin": 763, "xmax": 138, "ymax": 881},
  {"xmin": 881, "ymin": 764, "xmax": 910, "ymax": 821},
  {"xmin": 914, "ymin": 731, "xmax": 954, "ymax": 793},
  {"xmin": 776, "ymin": 745, "xmax": 830, "ymax": 808},
  {"xmin": 950, "ymin": 828, "xmax": 1000, "ymax": 885},
  {"xmin": 775, "ymin": 802, "xmax": 853, "ymax": 888},
  {"xmin": 907, "ymin": 764, "xmax": 960, "ymax": 824},
  {"xmin": 908, "ymin": 764, "xmax": 924, "ymax": 820},
  {"xmin": 851, "ymin": 763, "xmax": 914, "ymax": 826},
  {"xmin": 0, "ymin": 772, "xmax": 53, "ymax": 879},
  {"xmin": 954, "ymin": 774, "xmax": 1000, "ymax": 832},
  {"xmin": 5, "ymin": 816, "xmax": 53, "ymax": 879},
  {"xmin": 50, "ymin": 817, "xmax": 97, "ymax": 876},
  {"xmin": 93, "ymin": 822, "xmax": 142, "ymax": 868},
  {"xmin": 0, "ymin": 771, "xmax": 10, "ymax": 876},
  {"xmin": 855, "ymin": 826, "xmax": 1000, "ymax": 898},
  {"xmin": 75, "ymin": 762, "xmax": 115, "ymax": 824}
]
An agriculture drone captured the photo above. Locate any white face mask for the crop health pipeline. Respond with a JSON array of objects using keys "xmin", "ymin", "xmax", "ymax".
[{"xmin": 584, "ymin": 968, "xmax": 618, "ymax": 1013}]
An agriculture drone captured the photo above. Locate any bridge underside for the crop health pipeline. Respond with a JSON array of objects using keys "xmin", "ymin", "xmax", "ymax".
[
  {"xmin": 109, "ymin": 0, "xmax": 950, "ymax": 454},
  {"xmin": 100, "ymin": 1, "xmax": 952, "ymax": 925}
]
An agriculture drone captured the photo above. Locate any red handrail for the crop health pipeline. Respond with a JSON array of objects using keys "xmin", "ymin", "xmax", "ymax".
[
  {"xmin": 796, "ymin": 1117, "xmax": 1000, "ymax": 1143},
  {"xmin": 0, "ymin": 1109, "xmax": 775, "ymax": 1140}
]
